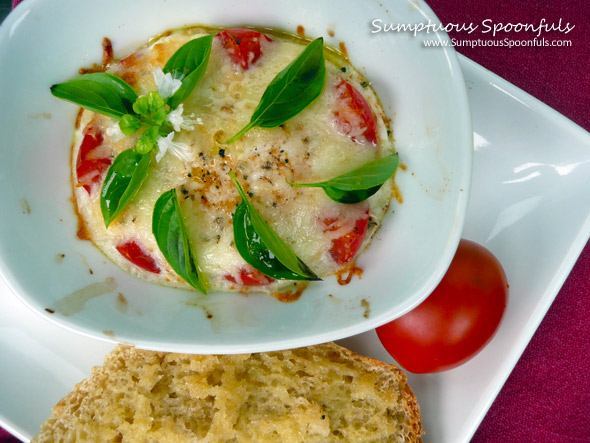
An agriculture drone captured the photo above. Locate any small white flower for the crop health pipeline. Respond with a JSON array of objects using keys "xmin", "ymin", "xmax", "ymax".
[
  {"xmin": 166, "ymin": 104, "xmax": 203, "ymax": 132},
  {"xmin": 152, "ymin": 67, "xmax": 182, "ymax": 99},
  {"xmin": 156, "ymin": 132, "xmax": 193, "ymax": 163},
  {"xmin": 105, "ymin": 120, "xmax": 125, "ymax": 142}
]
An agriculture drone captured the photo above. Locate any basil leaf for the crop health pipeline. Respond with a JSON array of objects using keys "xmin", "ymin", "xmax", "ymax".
[
  {"xmin": 233, "ymin": 201, "xmax": 315, "ymax": 280},
  {"xmin": 225, "ymin": 37, "xmax": 326, "ymax": 143},
  {"xmin": 101, "ymin": 149, "xmax": 152, "ymax": 227},
  {"xmin": 234, "ymin": 200, "xmax": 317, "ymax": 281},
  {"xmin": 152, "ymin": 189, "xmax": 209, "ymax": 293},
  {"xmin": 229, "ymin": 172, "xmax": 320, "ymax": 281},
  {"xmin": 50, "ymin": 73, "xmax": 137, "ymax": 119},
  {"xmin": 291, "ymin": 153, "xmax": 399, "ymax": 204},
  {"xmin": 322, "ymin": 185, "xmax": 383, "ymax": 204},
  {"xmin": 164, "ymin": 34, "xmax": 214, "ymax": 109}
]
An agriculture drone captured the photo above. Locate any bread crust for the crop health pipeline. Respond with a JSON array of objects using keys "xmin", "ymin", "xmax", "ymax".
[
  {"xmin": 323, "ymin": 343, "xmax": 424, "ymax": 441},
  {"xmin": 33, "ymin": 342, "xmax": 423, "ymax": 442}
]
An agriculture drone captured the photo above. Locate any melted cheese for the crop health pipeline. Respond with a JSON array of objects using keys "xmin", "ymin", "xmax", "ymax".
[{"xmin": 72, "ymin": 27, "xmax": 396, "ymax": 295}]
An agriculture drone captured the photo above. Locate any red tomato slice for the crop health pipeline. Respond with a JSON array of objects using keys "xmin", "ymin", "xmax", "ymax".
[
  {"xmin": 116, "ymin": 240, "xmax": 161, "ymax": 274},
  {"xmin": 225, "ymin": 267, "xmax": 274, "ymax": 286},
  {"xmin": 76, "ymin": 125, "xmax": 111, "ymax": 195},
  {"xmin": 333, "ymin": 79, "xmax": 377, "ymax": 145},
  {"xmin": 215, "ymin": 29, "xmax": 272, "ymax": 70},
  {"xmin": 376, "ymin": 239, "xmax": 508, "ymax": 373},
  {"xmin": 324, "ymin": 209, "xmax": 370, "ymax": 264}
]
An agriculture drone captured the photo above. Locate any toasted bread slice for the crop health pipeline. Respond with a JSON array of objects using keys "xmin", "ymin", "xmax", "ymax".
[{"xmin": 33, "ymin": 342, "xmax": 423, "ymax": 442}]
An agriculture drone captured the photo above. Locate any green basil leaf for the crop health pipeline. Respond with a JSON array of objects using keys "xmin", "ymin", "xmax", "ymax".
[
  {"xmin": 322, "ymin": 185, "xmax": 383, "ymax": 204},
  {"xmin": 225, "ymin": 37, "xmax": 326, "ymax": 143},
  {"xmin": 229, "ymin": 172, "xmax": 320, "ymax": 281},
  {"xmin": 152, "ymin": 189, "xmax": 209, "ymax": 293},
  {"xmin": 233, "ymin": 201, "xmax": 316, "ymax": 281},
  {"xmin": 135, "ymin": 126, "xmax": 160, "ymax": 154},
  {"xmin": 164, "ymin": 34, "xmax": 214, "ymax": 109},
  {"xmin": 119, "ymin": 114, "xmax": 142, "ymax": 135},
  {"xmin": 50, "ymin": 73, "xmax": 137, "ymax": 119},
  {"xmin": 100, "ymin": 149, "xmax": 152, "ymax": 227},
  {"xmin": 291, "ymin": 153, "xmax": 399, "ymax": 204},
  {"xmin": 133, "ymin": 91, "xmax": 167, "ymax": 125}
]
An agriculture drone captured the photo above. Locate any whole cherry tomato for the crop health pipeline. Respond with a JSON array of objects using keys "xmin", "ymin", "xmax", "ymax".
[{"xmin": 376, "ymin": 239, "xmax": 508, "ymax": 373}]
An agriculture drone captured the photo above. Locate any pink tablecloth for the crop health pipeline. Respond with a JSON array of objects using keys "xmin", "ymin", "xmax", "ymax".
[{"xmin": 3, "ymin": 0, "xmax": 589, "ymax": 441}]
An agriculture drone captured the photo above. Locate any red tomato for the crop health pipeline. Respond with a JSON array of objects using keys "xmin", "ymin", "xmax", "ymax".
[
  {"xmin": 215, "ymin": 29, "xmax": 272, "ymax": 70},
  {"xmin": 324, "ymin": 209, "xmax": 370, "ymax": 264},
  {"xmin": 76, "ymin": 125, "xmax": 111, "ymax": 194},
  {"xmin": 225, "ymin": 267, "xmax": 274, "ymax": 286},
  {"xmin": 333, "ymin": 79, "xmax": 377, "ymax": 145},
  {"xmin": 376, "ymin": 239, "xmax": 508, "ymax": 373},
  {"xmin": 116, "ymin": 240, "xmax": 161, "ymax": 274}
]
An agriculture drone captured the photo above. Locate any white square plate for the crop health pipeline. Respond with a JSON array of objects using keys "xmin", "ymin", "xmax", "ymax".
[{"xmin": 1, "ymin": 55, "xmax": 589, "ymax": 443}]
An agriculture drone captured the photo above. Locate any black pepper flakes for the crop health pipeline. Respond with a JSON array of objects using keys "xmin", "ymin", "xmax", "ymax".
[
  {"xmin": 218, "ymin": 148, "xmax": 226, "ymax": 158},
  {"xmin": 340, "ymin": 67, "xmax": 346, "ymax": 72},
  {"xmin": 361, "ymin": 81, "xmax": 369, "ymax": 88},
  {"xmin": 247, "ymin": 191, "xmax": 254, "ymax": 197},
  {"xmin": 181, "ymin": 188, "xmax": 189, "ymax": 195}
]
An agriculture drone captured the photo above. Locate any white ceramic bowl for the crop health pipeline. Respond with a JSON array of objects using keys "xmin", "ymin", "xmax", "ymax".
[{"xmin": 0, "ymin": 0, "xmax": 472, "ymax": 353}]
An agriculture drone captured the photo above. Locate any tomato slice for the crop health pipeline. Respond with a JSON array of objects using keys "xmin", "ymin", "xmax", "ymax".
[
  {"xmin": 215, "ymin": 28, "xmax": 272, "ymax": 70},
  {"xmin": 324, "ymin": 209, "xmax": 370, "ymax": 264},
  {"xmin": 116, "ymin": 240, "xmax": 161, "ymax": 274},
  {"xmin": 225, "ymin": 267, "xmax": 274, "ymax": 286},
  {"xmin": 76, "ymin": 125, "xmax": 111, "ymax": 195},
  {"xmin": 333, "ymin": 79, "xmax": 377, "ymax": 145}
]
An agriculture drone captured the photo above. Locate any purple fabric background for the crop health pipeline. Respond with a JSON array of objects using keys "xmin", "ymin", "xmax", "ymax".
[{"xmin": 3, "ymin": 0, "xmax": 589, "ymax": 441}]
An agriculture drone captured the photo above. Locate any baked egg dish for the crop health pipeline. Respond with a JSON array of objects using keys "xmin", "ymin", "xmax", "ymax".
[{"xmin": 54, "ymin": 26, "xmax": 398, "ymax": 300}]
